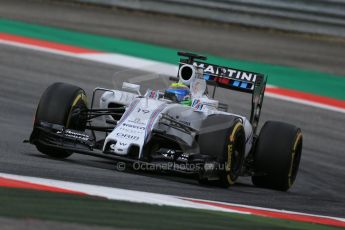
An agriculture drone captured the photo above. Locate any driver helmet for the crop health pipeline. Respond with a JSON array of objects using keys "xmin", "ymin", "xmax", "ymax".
[{"xmin": 165, "ymin": 82, "xmax": 191, "ymax": 104}]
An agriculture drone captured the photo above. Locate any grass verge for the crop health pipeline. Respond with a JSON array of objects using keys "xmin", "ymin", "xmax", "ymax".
[{"xmin": 0, "ymin": 187, "xmax": 341, "ymax": 230}]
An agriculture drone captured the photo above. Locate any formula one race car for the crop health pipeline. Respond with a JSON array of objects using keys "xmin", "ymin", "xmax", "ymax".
[{"xmin": 28, "ymin": 52, "xmax": 303, "ymax": 191}]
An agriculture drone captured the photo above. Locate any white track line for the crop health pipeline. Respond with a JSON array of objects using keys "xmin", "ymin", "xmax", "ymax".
[
  {"xmin": 0, "ymin": 40, "xmax": 177, "ymax": 76},
  {"xmin": 0, "ymin": 172, "xmax": 247, "ymax": 214}
]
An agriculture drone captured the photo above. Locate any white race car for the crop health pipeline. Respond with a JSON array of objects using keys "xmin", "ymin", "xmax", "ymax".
[{"xmin": 28, "ymin": 52, "xmax": 303, "ymax": 191}]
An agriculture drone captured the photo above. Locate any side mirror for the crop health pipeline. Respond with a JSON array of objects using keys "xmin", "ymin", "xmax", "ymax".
[{"xmin": 122, "ymin": 82, "xmax": 141, "ymax": 95}]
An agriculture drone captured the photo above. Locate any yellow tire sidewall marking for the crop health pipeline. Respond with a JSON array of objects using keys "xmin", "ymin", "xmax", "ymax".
[
  {"xmin": 226, "ymin": 122, "xmax": 243, "ymax": 185},
  {"xmin": 288, "ymin": 131, "xmax": 302, "ymax": 187},
  {"xmin": 67, "ymin": 92, "xmax": 87, "ymax": 128}
]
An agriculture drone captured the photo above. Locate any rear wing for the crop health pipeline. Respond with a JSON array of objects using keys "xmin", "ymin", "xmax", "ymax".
[
  {"xmin": 178, "ymin": 52, "xmax": 267, "ymax": 134},
  {"xmin": 191, "ymin": 61, "xmax": 264, "ymax": 94}
]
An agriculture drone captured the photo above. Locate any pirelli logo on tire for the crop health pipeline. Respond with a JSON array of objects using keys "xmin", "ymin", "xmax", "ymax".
[
  {"xmin": 226, "ymin": 122, "xmax": 243, "ymax": 185},
  {"xmin": 288, "ymin": 131, "xmax": 303, "ymax": 187}
]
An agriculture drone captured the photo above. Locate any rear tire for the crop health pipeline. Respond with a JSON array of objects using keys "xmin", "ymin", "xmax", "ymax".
[
  {"xmin": 198, "ymin": 115, "xmax": 246, "ymax": 187},
  {"xmin": 33, "ymin": 82, "xmax": 88, "ymax": 159},
  {"xmin": 252, "ymin": 121, "xmax": 303, "ymax": 191}
]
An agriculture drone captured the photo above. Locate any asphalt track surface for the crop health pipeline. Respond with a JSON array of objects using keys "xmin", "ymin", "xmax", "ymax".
[{"xmin": 0, "ymin": 0, "xmax": 345, "ymax": 218}]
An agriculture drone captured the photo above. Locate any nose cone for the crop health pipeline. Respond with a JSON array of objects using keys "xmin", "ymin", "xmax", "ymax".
[{"xmin": 108, "ymin": 141, "xmax": 130, "ymax": 155}]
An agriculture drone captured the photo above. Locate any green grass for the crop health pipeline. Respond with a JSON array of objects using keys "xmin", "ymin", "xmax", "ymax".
[{"xmin": 0, "ymin": 187, "xmax": 341, "ymax": 230}]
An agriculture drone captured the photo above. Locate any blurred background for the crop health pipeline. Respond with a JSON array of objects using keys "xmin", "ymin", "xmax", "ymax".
[{"xmin": 1, "ymin": 0, "xmax": 345, "ymax": 75}]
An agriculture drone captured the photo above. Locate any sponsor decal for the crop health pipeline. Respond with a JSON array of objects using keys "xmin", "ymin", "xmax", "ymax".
[
  {"xmin": 57, "ymin": 130, "xmax": 89, "ymax": 141},
  {"xmin": 122, "ymin": 123, "xmax": 145, "ymax": 130},
  {"xmin": 137, "ymin": 108, "xmax": 150, "ymax": 114},
  {"xmin": 116, "ymin": 133, "xmax": 139, "ymax": 141},
  {"xmin": 145, "ymin": 89, "xmax": 161, "ymax": 99},
  {"xmin": 128, "ymin": 117, "xmax": 146, "ymax": 125},
  {"xmin": 191, "ymin": 98, "xmax": 217, "ymax": 111},
  {"xmin": 193, "ymin": 62, "xmax": 259, "ymax": 83},
  {"xmin": 119, "ymin": 127, "xmax": 141, "ymax": 134},
  {"xmin": 110, "ymin": 144, "xmax": 116, "ymax": 150},
  {"xmin": 191, "ymin": 99, "xmax": 204, "ymax": 111},
  {"xmin": 179, "ymin": 120, "xmax": 191, "ymax": 126},
  {"xmin": 128, "ymin": 118, "xmax": 145, "ymax": 125},
  {"xmin": 109, "ymin": 142, "xmax": 126, "ymax": 151}
]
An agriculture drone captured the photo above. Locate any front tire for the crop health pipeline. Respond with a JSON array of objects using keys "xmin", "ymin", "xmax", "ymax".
[
  {"xmin": 32, "ymin": 82, "xmax": 88, "ymax": 159},
  {"xmin": 252, "ymin": 121, "xmax": 303, "ymax": 191}
]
